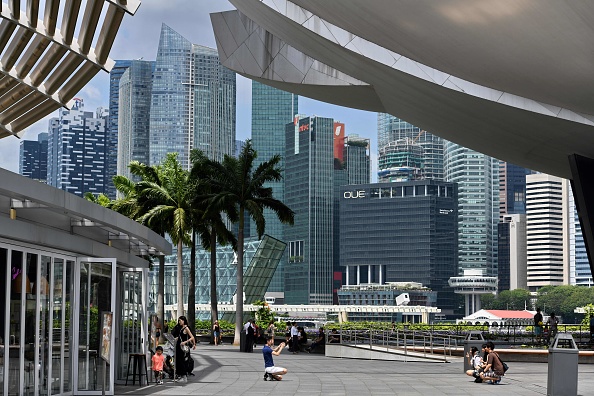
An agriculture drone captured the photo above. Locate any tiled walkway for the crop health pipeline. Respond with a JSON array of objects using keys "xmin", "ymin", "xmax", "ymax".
[{"xmin": 115, "ymin": 344, "xmax": 594, "ymax": 395}]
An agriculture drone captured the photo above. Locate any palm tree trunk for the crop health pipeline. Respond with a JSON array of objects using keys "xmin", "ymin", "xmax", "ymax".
[
  {"xmin": 234, "ymin": 210, "xmax": 244, "ymax": 346},
  {"xmin": 188, "ymin": 230, "xmax": 196, "ymax": 335},
  {"xmin": 177, "ymin": 239, "xmax": 184, "ymax": 318},
  {"xmin": 158, "ymin": 254, "xmax": 165, "ymax": 341},
  {"xmin": 210, "ymin": 229, "xmax": 218, "ymax": 344}
]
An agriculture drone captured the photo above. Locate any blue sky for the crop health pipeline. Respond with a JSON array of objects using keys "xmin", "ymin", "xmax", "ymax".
[{"xmin": 0, "ymin": 0, "xmax": 378, "ymax": 177}]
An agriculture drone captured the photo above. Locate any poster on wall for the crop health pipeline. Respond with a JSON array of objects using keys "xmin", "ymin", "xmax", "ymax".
[{"xmin": 100, "ymin": 312, "xmax": 113, "ymax": 363}]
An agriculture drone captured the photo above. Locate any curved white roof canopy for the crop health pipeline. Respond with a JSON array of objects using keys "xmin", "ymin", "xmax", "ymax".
[
  {"xmin": 0, "ymin": 0, "xmax": 140, "ymax": 139},
  {"xmin": 211, "ymin": 0, "xmax": 594, "ymax": 180}
]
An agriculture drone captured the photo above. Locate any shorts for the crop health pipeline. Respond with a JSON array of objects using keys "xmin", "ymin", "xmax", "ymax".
[
  {"xmin": 535, "ymin": 326, "xmax": 543, "ymax": 336},
  {"xmin": 265, "ymin": 366, "xmax": 286, "ymax": 374},
  {"xmin": 483, "ymin": 370, "xmax": 501, "ymax": 380},
  {"xmin": 214, "ymin": 331, "xmax": 220, "ymax": 338}
]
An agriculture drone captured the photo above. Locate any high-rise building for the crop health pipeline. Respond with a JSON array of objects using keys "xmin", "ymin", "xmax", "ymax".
[
  {"xmin": 284, "ymin": 116, "xmax": 334, "ymax": 304},
  {"xmin": 107, "ymin": 60, "xmax": 132, "ymax": 198},
  {"xmin": 19, "ymin": 133, "xmax": 48, "ymax": 182},
  {"xmin": 251, "ymin": 81, "xmax": 298, "ymax": 292},
  {"xmin": 569, "ymin": 188, "xmax": 592, "ymax": 285},
  {"xmin": 499, "ymin": 162, "xmax": 533, "ymax": 217},
  {"xmin": 339, "ymin": 181, "xmax": 458, "ymax": 315},
  {"xmin": 444, "ymin": 142, "xmax": 499, "ymax": 276},
  {"xmin": 498, "ymin": 214, "xmax": 527, "ymax": 291},
  {"xmin": 377, "ymin": 114, "xmax": 443, "ymax": 181},
  {"xmin": 46, "ymin": 99, "xmax": 109, "ymax": 197},
  {"xmin": 150, "ymin": 24, "xmax": 236, "ymax": 169},
  {"xmin": 343, "ymin": 134, "xmax": 371, "ymax": 185},
  {"xmin": 525, "ymin": 174, "xmax": 570, "ymax": 290},
  {"xmin": 117, "ymin": 60, "xmax": 154, "ymax": 181},
  {"xmin": 377, "ymin": 138, "xmax": 424, "ymax": 182}
]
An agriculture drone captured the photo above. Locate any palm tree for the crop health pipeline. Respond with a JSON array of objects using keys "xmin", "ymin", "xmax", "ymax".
[
  {"xmin": 204, "ymin": 140, "xmax": 294, "ymax": 345},
  {"xmin": 137, "ymin": 153, "xmax": 194, "ymax": 319},
  {"xmin": 189, "ymin": 149, "xmax": 237, "ymax": 341},
  {"xmin": 112, "ymin": 162, "xmax": 168, "ymax": 336}
]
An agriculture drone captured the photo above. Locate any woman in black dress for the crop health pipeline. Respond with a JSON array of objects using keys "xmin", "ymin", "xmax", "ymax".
[{"xmin": 171, "ymin": 316, "xmax": 195, "ymax": 381}]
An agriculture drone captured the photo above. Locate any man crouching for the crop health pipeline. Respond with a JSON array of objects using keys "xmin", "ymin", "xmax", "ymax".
[{"xmin": 263, "ymin": 336, "xmax": 288, "ymax": 381}]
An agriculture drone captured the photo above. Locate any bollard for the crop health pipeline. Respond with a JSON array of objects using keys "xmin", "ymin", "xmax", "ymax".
[
  {"xmin": 463, "ymin": 331, "xmax": 485, "ymax": 373},
  {"xmin": 547, "ymin": 334, "xmax": 578, "ymax": 396}
]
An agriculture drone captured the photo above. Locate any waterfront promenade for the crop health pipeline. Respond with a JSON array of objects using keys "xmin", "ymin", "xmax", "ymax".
[{"xmin": 115, "ymin": 344, "xmax": 594, "ymax": 395}]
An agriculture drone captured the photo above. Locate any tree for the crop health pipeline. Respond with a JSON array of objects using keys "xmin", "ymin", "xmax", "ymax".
[
  {"xmin": 480, "ymin": 289, "xmax": 531, "ymax": 310},
  {"xmin": 535, "ymin": 285, "xmax": 594, "ymax": 322},
  {"xmin": 112, "ymin": 162, "xmax": 168, "ymax": 337},
  {"xmin": 204, "ymin": 140, "xmax": 294, "ymax": 345},
  {"xmin": 138, "ymin": 153, "xmax": 194, "ymax": 319},
  {"xmin": 188, "ymin": 149, "xmax": 236, "ymax": 339}
]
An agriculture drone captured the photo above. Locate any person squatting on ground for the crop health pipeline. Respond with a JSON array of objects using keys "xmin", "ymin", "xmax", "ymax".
[
  {"xmin": 479, "ymin": 341, "xmax": 505, "ymax": 384},
  {"xmin": 152, "ymin": 346, "xmax": 165, "ymax": 384},
  {"xmin": 262, "ymin": 336, "xmax": 288, "ymax": 381},
  {"xmin": 172, "ymin": 316, "xmax": 196, "ymax": 382},
  {"xmin": 465, "ymin": 346, "xmax": 485, "ymax": 383}
]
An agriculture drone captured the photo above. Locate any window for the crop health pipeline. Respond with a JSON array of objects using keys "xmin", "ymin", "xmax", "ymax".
[{"xmin": 288, "ymin": 240, "xmax": 304, "ymax": 263}]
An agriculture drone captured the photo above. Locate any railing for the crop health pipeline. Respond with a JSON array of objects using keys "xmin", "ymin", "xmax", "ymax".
[{"xmin": 330, "ymin": 329, "xmax": 464, "ymax": 362}]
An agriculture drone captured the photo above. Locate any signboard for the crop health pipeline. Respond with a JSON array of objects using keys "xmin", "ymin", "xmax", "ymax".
[
  {"xmin": 100, "ymin": 312, "xmax": 113, "ymax": 363},
  {"xmin": 333, "ymin": 122, "xmax": 345, "ymax": 162}
]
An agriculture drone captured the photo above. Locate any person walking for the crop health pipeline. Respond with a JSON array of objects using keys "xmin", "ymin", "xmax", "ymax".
[
  {"xmin": 244, "ymin": 319, "xmax": 255, "ymax": 352},
  {"xmin": 290, "ymin": 322, "xmax": 299, "ymax": 354},
  {"xmin": 213, "ymin": 320, "xmax": 221, "ymax": 346},
  {"xmin": 548, "ymin": 312, "xmax": 559, "ymax": 344},
  {"xmin": 171, "ymin": 316, "xmax": 196, "ymax": 382},
  {"xmin": 533, "ymin": 307, "xmax": 544, "ymax": 344}
]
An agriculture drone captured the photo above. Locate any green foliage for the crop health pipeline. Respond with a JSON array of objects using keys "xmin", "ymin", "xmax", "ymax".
[
  {"xmin": 253, "ymin": 300, "xmax": 275, "ymax": 329},
  {"xmin": 536, "ymin": 285, "xmax": 594, "ymax": 322},
  {"xmin": 323, "ymin": 321, "xmax": 489, "ymax": 333},
  {"xmin": 580, "ymin": 303, "xmax": 594, "ymax": 326},
  {"xmin": 480, "ymin": 289, "xmax": 531, "ymax": 310}
]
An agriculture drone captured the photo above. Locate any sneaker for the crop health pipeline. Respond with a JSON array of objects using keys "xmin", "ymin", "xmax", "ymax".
[
  {"xmin": 158, "ymin": 380, "xmax": 163, "ymax": 385},
  {"xmin": 474, "ymin": 377, "xmax": 483, "ymax": 383}
]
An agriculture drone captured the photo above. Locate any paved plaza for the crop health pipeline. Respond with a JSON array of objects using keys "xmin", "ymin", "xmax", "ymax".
[{"xmin": 115, "ymin": 344, "xmax": 594, "ymax": 395}]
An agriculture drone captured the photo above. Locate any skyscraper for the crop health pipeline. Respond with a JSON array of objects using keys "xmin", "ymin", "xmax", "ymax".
[
  {"xmin": 251, "ymin": 81, "xmax": 298, "ymax": 292},
  {"xmin": 19, "ymin": 132, "xmax": 48, "ymax": 182},
  {"xmin": 117, "ymin": 60, "xmax": 154, "ymax": 180},
  {"xmin": 343, "ymin": 134, "xmax": 371, "ymax": 185},
  {"xmin": 284, "ymin": 116, "xmax": 334, "ymax": 304},
  {"xmin": 377, "ymin": 114, "xmax": 443, "ymax": 181},
  {"xmin": 107, "ymin": 60, "xmax": 132, "ymax": 198},
  {"xmin": 150, "ymin": 24, "xmax": 236, "ymax": 169},
  {"xmin": 525, "ymin": 173, "xmax": 570, "ymax": 290},
  {"xmin": 569, "ymin": 188, "xmax": 592, "ymax": 285},
  {"xmin": 444, "ymin": 142, "xmax": 499, "ymax": 276},
  {"xmin": 46, "ymin": 99, "xmax": 109, "ymax": 197}
]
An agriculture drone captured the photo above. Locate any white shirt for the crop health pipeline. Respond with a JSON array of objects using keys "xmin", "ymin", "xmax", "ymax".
[{"xmin": 291, "ymin": 326, "xmax": 299, "ymax": 336}]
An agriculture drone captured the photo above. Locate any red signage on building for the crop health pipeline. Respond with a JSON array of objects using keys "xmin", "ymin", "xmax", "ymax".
[{"xmin": 334, "ymin": 122, "xmax": 345, "ymax": 162}]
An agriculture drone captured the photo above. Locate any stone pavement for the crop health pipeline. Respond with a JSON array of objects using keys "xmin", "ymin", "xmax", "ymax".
[{"xmin": 115, "ymin": 344, "xmax": 594, "ymax": 395}]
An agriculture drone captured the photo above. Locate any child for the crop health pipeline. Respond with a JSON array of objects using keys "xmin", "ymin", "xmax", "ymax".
[
  {"xmin": 152, "ymin": 346, "xmax": 165, "ymax": 384},
  {"xmin": 465, "ymin": 346, "xmax": 484, "ymax": 383}
]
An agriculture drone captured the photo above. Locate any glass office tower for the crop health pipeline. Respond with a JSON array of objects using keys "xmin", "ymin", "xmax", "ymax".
[
  {"xmin": 19, "ymin": 132, "xmax": 48, "ymax": 182},
  {"xmin": 251, "ymin": 81, "xmax": 298, "ymax": 292},
  {"xmin": 444, "ymin": 141, "xmax": 499, "ymax": 276},
  {"xmin": 284, "ymin": 116, "xmax": 334, "ymax": 304},
  {"xmin": 377, "ymin": 114, "xmax": 444, "ymax": 181},
  {"xmin": 149, "ymin": 24, "xmax": 236, "ymax": 168},
  {"xmin": 117, "ymin": 60, "xmax": 154, "ymax": 180}
]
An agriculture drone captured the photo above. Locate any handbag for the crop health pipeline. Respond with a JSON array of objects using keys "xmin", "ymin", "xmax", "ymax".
[
  {"xmin": 181, "ymin": 343, "xmax": 190, "ymax": 353},
  {"xmin": 495, "ymin": 352, "xmax": 509, "ymax": 373}
]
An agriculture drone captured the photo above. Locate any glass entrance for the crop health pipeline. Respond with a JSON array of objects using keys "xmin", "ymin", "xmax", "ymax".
[
  {"xmin": 117, "ymin": 271, "xmax": 145, "ymax": 381},
  {"xmin": 76, "ymin": 259, "xmax": 116, "ymax": 394}
]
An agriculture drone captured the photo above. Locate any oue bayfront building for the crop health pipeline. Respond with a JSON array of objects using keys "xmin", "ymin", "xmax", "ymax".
[{"xmin": 339, "ymin": 181, "xmax": 459, "ymax": 317}]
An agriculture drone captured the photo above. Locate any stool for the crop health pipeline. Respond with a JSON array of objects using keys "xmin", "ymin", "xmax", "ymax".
[{"xmin": 125, "ymin": 353, "xmax": 148, "ymax": 386}]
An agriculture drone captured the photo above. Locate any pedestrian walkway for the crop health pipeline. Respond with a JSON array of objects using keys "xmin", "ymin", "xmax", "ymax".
[{"xmin": 115, "ymin": 344, "xmax": 594, "ymax": 395}]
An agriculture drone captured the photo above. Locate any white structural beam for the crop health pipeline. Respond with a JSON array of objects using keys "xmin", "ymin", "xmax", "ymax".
[
  {"xmin": 0, "ymin": 0, "xmax": 140, "ymax": 138},
  {"xmin": 212, "ymin": 1, "xmax": 594, "ymax": 181}
]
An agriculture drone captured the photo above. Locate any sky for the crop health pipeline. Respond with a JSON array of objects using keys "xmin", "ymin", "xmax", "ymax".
[{"xmin": 0, "ymin": 0, "xmax": 378, "ymax": 176}]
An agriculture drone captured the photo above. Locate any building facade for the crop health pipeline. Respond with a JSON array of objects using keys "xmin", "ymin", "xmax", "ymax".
[
  {"xmin": 117, "ymin": 60, "xmax": 154, "ymax": 180},
  {"xmin": 149, "ymin": 24, "xmax": 236, "ymax": 169},
  {"xmin": 499, "ymin": 162, "xmax": 533, "ymax": 217},
  {"xmin": 377, "ymin": 114, "xmax": 444, "ymax": 181},
  {"xmin": 19, "ymin": 132, "xmax": 48, "ymax": 182},
  {"xmin": 498, "ymin": 214, "xmax": 527, "ymax": 291},
  {"xmin": 339, "ymin": 180, "xmax": 458, "ymax": 315},
  {"xmin": 284, "ymin": 116, "xmax": 334, "ymax": 304},
  {"xmin": 250, "ymin": 81, "xmax": 298, "ymax": 292},
  {"xmin": 107, "ymin": 60, "xmax": 132, "ymax": 198},
  {"xmin": 46, "ymin": 99, "xmax": 109, "ymax": 197},
  {"xmin": 444, "ymin": 141, "xmax": 499, "ymax": 277},
  {"xmin": 526, "ymin": 174, "xmax": 570, "ymax": 290}
]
